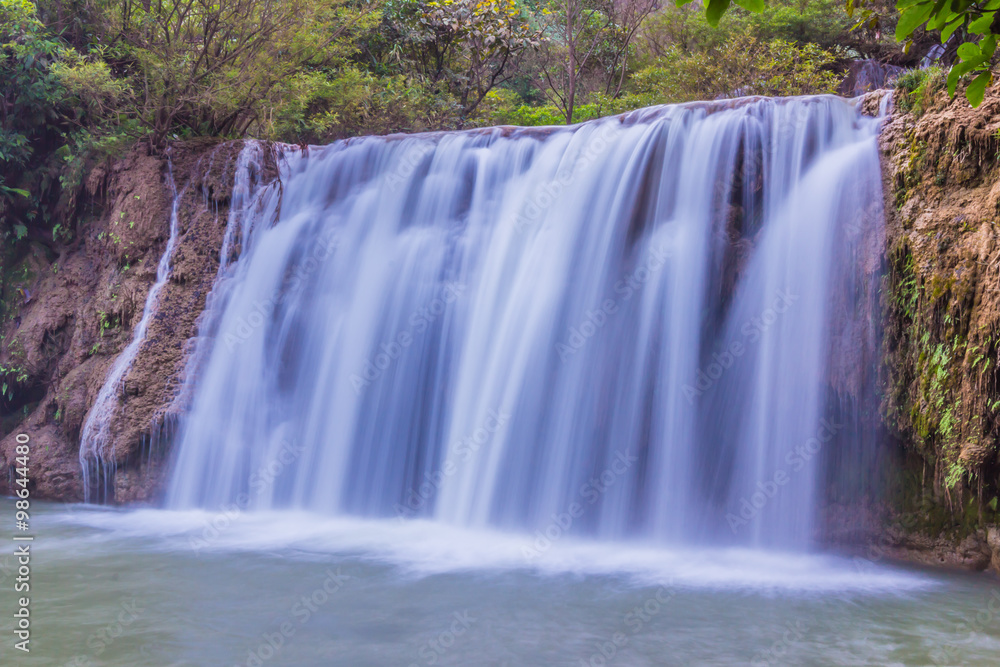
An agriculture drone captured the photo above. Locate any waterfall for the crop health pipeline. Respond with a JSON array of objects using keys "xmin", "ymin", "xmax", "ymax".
[
  {"xmin": 162, "ymin": 95, "xmax": 886, "ymax": 550},
  {"xmin": 79, "ymin": 153, "xmax": 187, "ymax": 501}
]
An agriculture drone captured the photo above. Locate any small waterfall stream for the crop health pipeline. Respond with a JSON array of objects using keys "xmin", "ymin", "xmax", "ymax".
[{"xmin": 79, "ymin": 152, "xmax": 187, "ymax": 501}]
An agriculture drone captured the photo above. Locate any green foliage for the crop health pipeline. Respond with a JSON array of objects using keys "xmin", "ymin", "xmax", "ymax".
[
  {"xmin": 893, "ymin": 66, "xmax": 946, "ymax": 115},
  {"xmin": 704, "ymin": 0, "xmax": 999, "ymax": 106},
  {"xmin": 888, "ymin": 0, "xmax": 999, "ymax": 106},
  {"xmin": 0, "ymin": 362, "xmax": 28, "ymax": 401},
  {"xmin": 97, "ymin": 309, "xmax": 119, "ymax": 335},
  {"xmin": 89, "ymin": 0, "xmax": 380, "ymax": 146},
  {"xmin": 893, "ymin": 67, "xmax": 927, "ymax": 93},
  {"xmin": 0, "ymin": 0, "xmax": 134, "ymax": 253},
  {"xmin": 384, "ymin": 0, "xmax": 540, "ymax": 121},
  {"xmin": 624, "ymin": 30, "xmax": 840, "ymax": 104},
  {"xmin": 0, "ymin": 0, "xmax": 939, "ymax": 260},
  {"xmin": 269, "ymin": 67, "xmax": 456, "ymax": 141},
  {"xmin": 0, "ymin": 0, "xmax": 65, "ymax": 241},
  {"xmin": 474, "ymin": 87, "xmax": 616, "ymax": 125},
  {"xmin": 0, "ymin": 0, "xmax": 65, "ymax": 168}
]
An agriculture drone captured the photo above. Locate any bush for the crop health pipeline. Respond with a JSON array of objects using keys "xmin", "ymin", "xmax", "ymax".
[
  {"xmin": 268, "ymin": 68, "xmax": 457, "ymax": 142},
  {"xmin": 624, "ymin": 30, "xmax": 841, "ymax": 105},
  {"xmin": 894, "ymin": 67, "xmax": 946, "ymax": 117}
]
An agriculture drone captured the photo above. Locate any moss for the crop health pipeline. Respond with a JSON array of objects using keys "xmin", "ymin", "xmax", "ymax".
[
  {"xmin": 894, "ymin": 134, "xmax": 929, "ymax": 210},
  {"xmin": 882, "ymin": 84, "xmax": 1000, "ymax": 544}
]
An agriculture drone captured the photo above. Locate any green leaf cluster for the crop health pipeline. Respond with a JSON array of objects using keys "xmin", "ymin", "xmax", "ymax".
[{"xmin": 703, "ymin": 0, "xmax": 999, "ymax": 106}]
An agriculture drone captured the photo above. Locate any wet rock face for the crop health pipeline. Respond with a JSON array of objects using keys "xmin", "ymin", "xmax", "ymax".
[
  {"xmin": 987, "ymin": 526, "xmax": 1000, "ymax": 572},
  {"xmin": 876, "ymin": 80, "xmax": 1000, "ymax": 574},
  {"xmin": 0, "ymin": 140, "xmax": 247, "ymax": 502}
]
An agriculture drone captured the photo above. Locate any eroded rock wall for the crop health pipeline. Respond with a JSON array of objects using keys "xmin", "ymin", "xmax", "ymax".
[
  {"xmin": 0, "ymin": 140, "xmax": 249, "ymax": 502},
  {"xmin": 876, "ymin": 77, "xmax": 1000, "ymax": 573}
]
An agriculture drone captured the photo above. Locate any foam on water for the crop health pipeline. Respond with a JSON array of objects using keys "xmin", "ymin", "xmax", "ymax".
[{"xmin": 50, "ymin": 506, "xmax": 932, "ymax": 594}]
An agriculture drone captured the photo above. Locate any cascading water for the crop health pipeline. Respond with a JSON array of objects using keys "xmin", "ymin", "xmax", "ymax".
[
  {"xmin": 162, "ymin": 94, "xmax": 886, "ymax": 550},
  {"xmin": 79, "ymin": 152, "xmax": 187, "ymax": 501},
  {"xmin": 163, "ymin": 141, "xmax": 282, "ymax": 421}
]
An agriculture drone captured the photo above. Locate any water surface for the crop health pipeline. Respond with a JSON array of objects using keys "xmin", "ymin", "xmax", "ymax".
[{"xmin": 2, "ymin": 500, "xmax": 997, "ymax": 666}]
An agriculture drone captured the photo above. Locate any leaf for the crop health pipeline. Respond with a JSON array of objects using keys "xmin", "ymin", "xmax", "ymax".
[
  {"xmin": 926, "ymin": 0, "xmax": 955, "ymax": 31},
  {"xmin": 957, "ymin": 42, "xmax": 981, "ymax": 59},
  {"xmin": 982, "ymin": 33, "xmax": 999, "ymax": 56},
  {"xmin": 705, "ymin": 0, "xmax": 732, "ymax": 26},
  {"xmin": 947, "ymin": 65, "xmax": 961, "ymax": 97},
  {"xmin": 969, "ymin": 11, "xmax": 995, "ymax": 33},
  {"xmin": 966, "ymin": 70, "xmax": 992, "ymax": 106},
  {"xmin": 896, "ymin": 2, "xmax": 937, "ymax": 41},
  {"xmin": 947, "ymin": 56, "xmax": 987, "ymax": 96},
  {"xmin": 734, "ymin": 0, "xmax": 765, "ymax": 12},
  {"xmin": 941, "ymin": 15, "xmax": 965, "ymax": 42}
]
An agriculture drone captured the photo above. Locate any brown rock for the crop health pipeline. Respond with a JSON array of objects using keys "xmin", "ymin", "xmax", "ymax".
[{"xmin": 0, "ymin": 140, "xmax": 255, "ymax": 502}]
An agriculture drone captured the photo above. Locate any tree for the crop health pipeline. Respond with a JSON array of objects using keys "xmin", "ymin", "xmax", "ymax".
[
  {"xmin": 601, "ymin": 0, "xmax": 661, "ymax": 98},
  {"xmin": 626, "ymin": 30, "xmax": 840, "ymax": 103},
  {"xmin": 0, "ymin": 0, "xmax": 125, "ymax": 246},
  {"xmin": 538, "ymin": 0, "xmax": 658, "ymax": 124},
  {"xmin": 93, "ymin": 0, "xmax": 377, "ymax": 146},
  {"xmin": 386, "ymin": 0, "xmax": 540, "ymax": 124}
]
